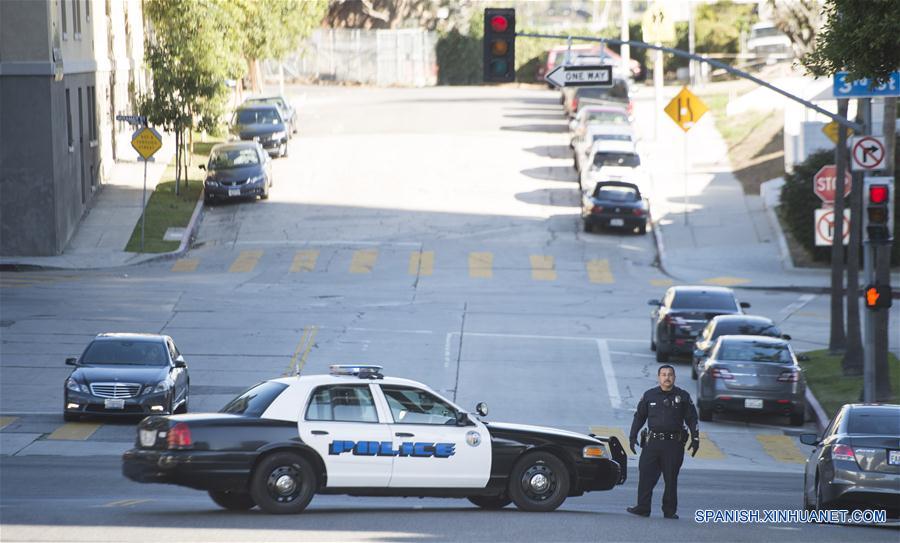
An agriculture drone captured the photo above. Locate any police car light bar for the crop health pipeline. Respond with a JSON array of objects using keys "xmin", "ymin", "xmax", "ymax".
[{"xmin": 329, "ymin": 364, "xmax": 384, "ymax": 379}]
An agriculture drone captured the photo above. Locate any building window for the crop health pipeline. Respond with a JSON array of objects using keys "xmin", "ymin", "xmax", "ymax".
[
  {"xmin": 73, "ymin": 0, "xmax": 81, "ymax": 37},
  {"xmin": 88, "ymin": 86, "xmax": 98, "ymax": 142},
  {"xmin": 85, "ymin": 0, "xmax": 90, "ymax": 20},
  {"xmin": 61, "ymin": 0, "xmax": 68, "ymax": 39},
  {"xmin": 66, "ymin": 88, "xmax": 73, "ymax": 149}
]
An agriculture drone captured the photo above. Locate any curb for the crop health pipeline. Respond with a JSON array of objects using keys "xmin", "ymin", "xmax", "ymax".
[
  {"xmin": 804, "ymin": 387, "xmax": 829, "ymax": 434},
  {"xmin": 649, "ymin": 204, "xmax": 674, "ymax": 279},
  {"xmin": 764, "ymin": 203, "xmax": 797, "ymax": 272}
]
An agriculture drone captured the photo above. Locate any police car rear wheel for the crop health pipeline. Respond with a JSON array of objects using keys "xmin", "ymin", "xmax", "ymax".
[
  {"xmin": 467, "ymin": 495, "xmax": 512, "ymax": 510},
  {"xmin": 250, "ymin": 452, "xmax": 316, "ymax": 514},
  {"xmin": 208, "ymin": 490, "xmax": 256, "ymax": 511},
  {"xmin": 508, "ymin": 452, "xmax": 570, "ymax": 512}
]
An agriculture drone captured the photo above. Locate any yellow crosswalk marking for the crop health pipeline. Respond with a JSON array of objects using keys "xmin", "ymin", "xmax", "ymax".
[
  {"xmin": 0, "ymin": 416, "xmax": 18, "ymax": 430},
  {"xmin": 291, "ymin": 250, "xmax": 319, "ymax": 272},
  {"xmin": 649, "ymin": 278, "xmax": 674, "ymax": 287},
  {"xmin": 469, "ymin": 252, "xmax": 493, "ymax": 279},
  {"xmin": 589, "ymin": 426, "xmax": 634, "ymax": 457},
  {"xmin": 47, "ymin": 422, "xmax": 101, "ymax": 441},
  {"xmin": 349, "ymin": 249, "xmax": 378, "ymax": 274},
  {"xmin": 228, "ymin": 250, "xmax": 263, "ymax": 273},
  {"xmin": 693, "ymin": 432, "xmax": 725, "ymax": 460},
  {"xmin": 586, "ymin": 259, "xmax": 614, "ymax": 284},
  {"xmin": 171, "ymin": 258, "xmax": 199, "ymax": 272},
  {"xmin": 408, "ymin": 251, "xmax": 434, "ymax": 276},
  {"xmin": 530, "ymin": 255, "xmax": 557, "ymax": 281},
  {"xmin": 756, "ymin": 434, "xmax": 806, "ymax": 464},
  {"xmin": 702, "ymin": 276, "xmax": 751, "ymax": 287}
]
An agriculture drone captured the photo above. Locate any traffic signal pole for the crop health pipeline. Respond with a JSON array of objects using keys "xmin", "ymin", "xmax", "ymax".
[{"xmin": 860, "ymin": 98, "xmax": 875, "ymax": 402}]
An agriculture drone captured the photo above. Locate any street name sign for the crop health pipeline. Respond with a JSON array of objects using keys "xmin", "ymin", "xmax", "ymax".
[
  {"xmin": 131, "ymin": 126, "xmax": 162, "ymax": 160},
  {"xmin": 664, "ymin": 87, "xmax": 708, "ymax": 132},
  {"xmin": 116, "ymin": 114, "xmax": 147, "ymax": 126},
  {"xmin": 813, "ymin": 165, "xmax": 852, "ymax": 204},
  {"xmin": 544, "ymin": 65, "xmax": 613, "ymax": 88},
  {"xmin": 833, "ymin": 71, "xmax": 900, "ymax": 98},
  {"xmin": 850, "ymin": 135, "xmax": 886, "ymax": 171},
  {"xmin": 821, "ymin": 120, "xmax": 853, "ymax": 144},
  {"xmin": 815, "ymin": 208, "xmax": 851, "ymax": 246}
]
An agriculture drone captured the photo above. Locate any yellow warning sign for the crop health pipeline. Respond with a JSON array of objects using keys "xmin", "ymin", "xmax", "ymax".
[
  {"xmin": 664, "ymin": 87, "xmax": 708, "ymax": 132},
  {"xmin": 131, "ymin": 126, "xmax": 162, "ymax": 160},
  {"xmin": 641, "ymin": 2, "xmax": 676, "ymax": 44},
  {"xmin": 822, "ymin": 120, "xmax": 853, "ymax": 144}
]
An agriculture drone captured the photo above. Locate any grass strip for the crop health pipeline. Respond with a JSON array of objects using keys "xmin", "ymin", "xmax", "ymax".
[{"xmin": 799, "ymin": 349, "xmax": 899, "ymax": 418}]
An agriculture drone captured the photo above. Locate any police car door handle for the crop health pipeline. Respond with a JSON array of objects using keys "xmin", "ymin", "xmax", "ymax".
[
  {"xmin": 395, "ymin": 432, "xmax": 415, "ymax": 438},
  {"xmin": 311, "ymin": 430, "xmax": 329, "ymax": 435}
]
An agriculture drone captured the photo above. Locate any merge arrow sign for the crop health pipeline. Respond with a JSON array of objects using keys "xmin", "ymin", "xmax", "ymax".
[{"xmin": 545, "ymin": 65, "xmax": 613, "ymax": 88}]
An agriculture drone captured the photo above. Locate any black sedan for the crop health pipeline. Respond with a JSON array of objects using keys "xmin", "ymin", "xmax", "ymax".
[
  {"xmin": 691, "ymin": 315, "xmax": 791, "ymax": 379},
  {"xmin": 231, "ymin": 104, "xmax": 289, "ymax": 157},
  {"xmin": 201, "ymin": 142, "xmax": 273, "ymax": 204},
  {"xmin": 64, "ymin": 333, "xmax": 189, "ymax": 421},
  {"xmin": 244, "ymin": 95, "xmax": 296, "ymax": 136},
  {"xmin": 649, "ymin": 286, "xmax": 750, "ymax": 363},
  {"xmin": 801, "ymin": 404, "xmax": 900, "ymax": 517},
  {"xmin": 582, "ymin": 181, "xmax": 648, "ymax": 234}
]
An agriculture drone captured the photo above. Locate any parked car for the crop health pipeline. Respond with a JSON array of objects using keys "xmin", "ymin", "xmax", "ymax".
[
  {"xmin": 64, "ymin": 333, "xmax": 189, "ymax": 421},
  {"xmin": 573, "ymin": 125, "xmax": 637, "ymax": 172},
  {"xmin": 747, "ymin": 22, "xmax": 792, "ymax": 63},
  {"xmin": 800, "ymin": 403, "xmax": 900, "ymax": 516},
  {"xmin": 692, "ymin": 315, "xmax": 790, "ymax": 379},
  {"xmin": 649, "ymin": 286, "xmax": 750, "ymax": 363},
  {"xmin": 231, "ymin": 104, "xmax": 289, "ymax": 157},
  {"xmin": 582, "ymin": 181, "xmax": 648, "ymax": 235},
  {"xmin": 244, "ymin": 95, "xmax": 297, "ymax": 136},
  {"xmin": 563, "ymin": 79, "xmax": 632, "ymax": 118},
  {"xmin": 201, "ymin": 142, "xmax": 273, "ymax": 204},
  {"xmin": 578, "ymin": 140, "xmax": 642, "ymax": 191},
  {"xmin": 696, "ymin": 335, "xmax": 806, "ymax": 425},
  {"xmin": 569, "ymin": 105, "xmax": 631, "ymax": 141}
]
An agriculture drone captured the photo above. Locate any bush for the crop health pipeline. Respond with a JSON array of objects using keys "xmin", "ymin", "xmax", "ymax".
[{"xmin": 435, "ymin": 29, "xmax": 482, "ymax": 85}]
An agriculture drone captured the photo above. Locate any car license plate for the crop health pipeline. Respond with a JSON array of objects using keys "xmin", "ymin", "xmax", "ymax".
[
  {"xmin": 610, "ymin": 218, "xmax": 625, "ymax": 227},
  {"xmin": 139, "ymin": 429, "xmax": 156, "ymax": 447},
  {"xmin": 104, "ymin": 398, "xmax": 125, "ymax": 410},
  {"xmin": 228, "ymin": 188, "xmax": 240, "ymax": 197},
  {"xmin": 889, "ymin": 450, "xmax": 900, "ymax": 465},
  {"xmin": 744, "ymin": 399, "xmax": 763, "ymax": 409}
]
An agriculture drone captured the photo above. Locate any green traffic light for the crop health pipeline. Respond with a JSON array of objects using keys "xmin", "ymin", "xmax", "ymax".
[{"xmin": 490, "ymin": 59, "xmax": 508, "ymax": 76}]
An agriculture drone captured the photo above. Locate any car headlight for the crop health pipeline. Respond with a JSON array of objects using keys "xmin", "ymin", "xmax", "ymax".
[
  {"xmin": 204, "ymin": 179, "xmax": 218, "ymax": 187},
  {"xmin": 66, "ymin": 379, "xmax": 89, "ymax": 393},
  {"xmin": 271, "ymin": 131, "xmax": 286, "ymax": 139},
  {"xmin": 152, "ymin": 380, "xmax": 172, "ymax": 393},
  {"xmin": 583, "ymin": 444, "xmax": 607, "ymax": 459},
  {"xmin": 248, "ymin": 175, "xmax": 265, "ymax": 184}
]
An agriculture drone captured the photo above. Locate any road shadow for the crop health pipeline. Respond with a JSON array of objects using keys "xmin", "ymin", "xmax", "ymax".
[
  {"xmin": 503, "ymin": 113, "xmax": 568, "ymax": 121},
  {"xmin": 515, "ymin": 188, "xmax": 580, "ymax": 207},
  {"xmin": 519, "ymin": 166, "xmax": 577, "ymax": 183},
  {"xmin": 522, "ymin": 145, "xmax": 572, "ymax": 159},
  {"xmin": 500, "ymin": 124, "xmax": 568, "ymax": 134}
]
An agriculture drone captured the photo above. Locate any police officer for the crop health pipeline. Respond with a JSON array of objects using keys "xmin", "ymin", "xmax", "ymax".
[{"xmin": 626, "ymin": 364, "xmax": 699, "ymax": 519}]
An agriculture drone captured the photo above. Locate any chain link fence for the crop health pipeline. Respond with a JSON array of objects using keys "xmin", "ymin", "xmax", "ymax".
[{"xmin": 262, "ymin": 29, "xmax": 438, "ymax": 87}]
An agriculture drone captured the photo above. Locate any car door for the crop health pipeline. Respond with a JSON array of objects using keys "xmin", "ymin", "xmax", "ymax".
[
  {"xmin": 805, "ymin": 409, "xmax": 844, "ymax": 503},
  {"xmin": 298, "ymin": 383, "xmax": 393, "ymax": 488},
  {"xmin": 376, "ymin": 384, "xmax": 491, "ymax": 488}
]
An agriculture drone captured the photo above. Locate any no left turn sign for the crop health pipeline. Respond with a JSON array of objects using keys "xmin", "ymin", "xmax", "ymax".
[{"xmin": 850, "ymin": 136, "xmax": 886, "ymax": 171}]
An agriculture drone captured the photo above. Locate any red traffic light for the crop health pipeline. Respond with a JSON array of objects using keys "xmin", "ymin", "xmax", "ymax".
[
  {"xmin": 490, "ymin": 15, "xmax": 509, "ymax": 33},
  {"xmin": 869, "ymin": 184, "xmax": 889, "ymax": 204}
]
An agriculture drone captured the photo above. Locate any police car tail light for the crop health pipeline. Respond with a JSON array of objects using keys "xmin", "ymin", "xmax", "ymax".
[
  {"xmin": 777, "ymin": 370, "xmax": 799, "ymax": 382},
  {"xmin": 832, "ymin": 444, "xmax": 856, "ymax": 463},
  {"xmin": 167, "ymin": 422, "xmax": 192, "ymax": 449},
  {"xmin": 583, "ymin": 445, "xmax": 607, "ymax": 459},
  {"xmin": 710, "ymin": 368, "xmax": 734, "ymax": 380}
]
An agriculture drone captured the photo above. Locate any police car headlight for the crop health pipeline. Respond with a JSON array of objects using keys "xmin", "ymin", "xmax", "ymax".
[{"xmin": 583, "ymin": 445, "xmax": 607, "ymax": 459}]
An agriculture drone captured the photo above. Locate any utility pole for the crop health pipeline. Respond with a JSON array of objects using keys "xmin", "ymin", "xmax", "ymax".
[
  {"xmin": 843, "ymin": 99, "xmax": 865, "ymax": 376},
  {"xmin": 829, "ymin": 98, "xmax": 849, "ymax": 353},
  {"xmin": 873, "ymin": 96, "xmax": 895, "ymax": 401},
  {"xmin": 861, "ymin": 98, "xmax": 875, "ymax": 401},
  {"xmin": 687, "ymin": 1, "xmax": 696, "ymax": 86},
  {"xmin": 620, "ymin": 0, "xmax": 630, "ymax": 78}
]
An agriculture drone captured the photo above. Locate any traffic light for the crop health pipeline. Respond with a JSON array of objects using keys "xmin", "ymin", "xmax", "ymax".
[
  {"xmin": 483, "ymin": 8, "xmax": 516, "ymax": 83},
  {"xmin": 864, "ymin": 179, "xmax": 893, "ymax": 242},
  {"xmin": 864, "ymin": 284, "xmax": 893, "ymax": 310}
]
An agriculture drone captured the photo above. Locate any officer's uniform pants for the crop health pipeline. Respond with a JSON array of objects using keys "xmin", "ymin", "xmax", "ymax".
[{"xmin": 635, "ymin": 438, "xmax": 685, "ymax": 515}]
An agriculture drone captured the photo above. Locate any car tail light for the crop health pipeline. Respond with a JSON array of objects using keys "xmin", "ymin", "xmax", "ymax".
[
  {"xmin": 627, "ymin": 101, "xmax": 634, "ymax": 116},
  {"xmin": 572, "ymin": 97, "xmax": 579, "ymax": 111},
  {"xmin": 167, "ymin": 422, "xmax": 192, "ymax": 449},
  {"xmin": 832, "ymin": 444, "xmax": 856, "ymax": 462},
  {"xmin": 777, "ymin": 370, "xmax": 799, "ymax": 382},
  {"xmin": 632, "ymin": 208, "xmax": 644, "ymax": 216},
  {"xmin": 710, "ymin": 368, "xmax": 734, "ymax": 380},
  {"xmin": 592, "ymin": 205, "xmax": 604, "ymax": 214}
]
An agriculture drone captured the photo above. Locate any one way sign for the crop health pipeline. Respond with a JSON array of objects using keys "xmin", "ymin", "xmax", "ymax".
[
  {"xmin": 544, "ymin": 65, "xmax": 613, "ymax": 88},
  {"xmin": 850, "ymin": 136, "xmax": 886, "ymax": 171}
]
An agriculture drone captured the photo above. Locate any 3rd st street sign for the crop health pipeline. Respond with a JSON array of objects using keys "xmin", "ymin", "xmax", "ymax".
[{"xmin": 813, "ymin": 165, "xmax": 852, "ymax": 204}]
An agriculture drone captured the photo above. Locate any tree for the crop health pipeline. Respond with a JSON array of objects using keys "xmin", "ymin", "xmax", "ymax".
[
  {"xmin": 766, "ymin": 0, "xmax": 821, "ymax": 59},
  {"xmin": 140, "ymin": 0, "xmax": 244, "ymax": 194},
  {"xmin": 326, "ymin": 0, "xmax": 449, "ymax": 30}
]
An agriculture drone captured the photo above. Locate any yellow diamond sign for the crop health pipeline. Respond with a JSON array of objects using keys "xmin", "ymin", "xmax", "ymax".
[
  {"xmin": 664, "ymin": 87, "xmax": 708, "ymax": 132},
  {"xmin": 131, "ymin": 126, "xmax": 162, "ymax": 160},
  {"xmin": 822, "ymin": 120, "xmax": 853, "ymax": 144}
]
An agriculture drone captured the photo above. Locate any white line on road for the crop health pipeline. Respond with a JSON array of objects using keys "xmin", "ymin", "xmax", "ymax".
[
  {"xmin": 234, "ymin": 240, "xmax": 422, "ymax": 247},
  {"xmin": 596, "ymin": 339, "xmax": 622, "ymax": 409},
  {"xmin": 444, "ymin": 332, "xmax": 453, "ymax": 369},
  {"xmin": 777, "ymin": 294, "xmax": 816, "ymax": 322},
  {"xmin": 460, "ymin": 331, "xmax": 645, "ymax": 343},
  {"xmin": 609, "ymin": 350, "xmax": 656, "ymax": 359}
]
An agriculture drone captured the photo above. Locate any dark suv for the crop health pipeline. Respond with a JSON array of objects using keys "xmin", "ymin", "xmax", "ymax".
[{"xmin": 649, "ymin": 286, "xmax": 750, "ymax": 363}]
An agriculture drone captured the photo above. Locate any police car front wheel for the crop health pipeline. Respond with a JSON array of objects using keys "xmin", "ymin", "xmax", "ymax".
[
  {"xmin": 467, "ymin": 495, "xmax": 512, "ymax": 510},
  {"xmin": 508, "ymin": 451, "xmax": 570, "ymax": 512},
  {"xmin": 208, "ymin": 490, "xmax": 256, "ymax": 511},
  {"xmin": 250, "ymin": 452, "xmax": 317, "ymax": 514}
]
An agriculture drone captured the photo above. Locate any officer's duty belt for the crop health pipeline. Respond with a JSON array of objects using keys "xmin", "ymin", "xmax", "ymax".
[{"xmin": 647, "ymin": 431, "xmax": 681, "ymax": 441}]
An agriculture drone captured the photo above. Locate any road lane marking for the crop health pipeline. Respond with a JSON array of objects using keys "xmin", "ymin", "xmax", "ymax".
[
  {"xmin": 756, "ymin": 434, "xmax": 806, "ymax": 463},
  {"xmin": 228, "ymin": 250, "xmax": 263, "ymax": 273},
  {"xmin": 291, "ymin": 250, "xmax": 319, "ymax": 272},
  {"xmin": 103, "ymin": 499, "xmax": 152, "ymax": 508},
  {"xmin": 468, "ymin": 252, "xmax": 493, "ymax": 279},
  {"xmin": 349, "ymin": 249, "xmax": 378, "ymax": 273},
  {"xmin": 702, "ymin": 276, "xmax": 751, "ymax": 287},
  {"xmin": 0, "ymin": 416, "xmax": 18, "ymax": 430},
  {"xmin": 649, "ymin": 278, "xmax": 673, "ymax": 287},
  {"xmin": 47, "ymin": 422, "xmax": 101, "ymax": 441},
  {"xmin": 171, "ymin": 258, "xmax": 199, "ymax": 272},
  {"xmin": 586, "ymin": 259, "xmax": 614, "ymax": 284},
  {"xmin": 408, "ymin": 251, "xmax": 434, "ymax": 276},
  {"xmin": 530, "ymin": 255, "xmax": 557, "ymax": 281},
  {"xmin": 595, "ymin": 339, "xmax": 622, "ymax": 409},
  {"xmin": 777, "ymin": 294, "xmax": 817, "ymax": 322},
  {"xmin": 693, "ymin": 432, "xmax": 725, "ymax": 460},
  {"xmin": 285, "ymin": 326, "xmax": 318, "ymax": 376},
  {"xmin": 589, "ymin": 426, "xmax": 633, "ymax": 457}
]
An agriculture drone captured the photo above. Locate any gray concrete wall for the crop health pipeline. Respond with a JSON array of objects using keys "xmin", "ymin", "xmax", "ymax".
[{"xmin": 0, "ymin": 0, "xmax": 50, "ymax": 62}]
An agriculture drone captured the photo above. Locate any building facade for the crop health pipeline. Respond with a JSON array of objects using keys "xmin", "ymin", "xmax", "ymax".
[{"xmin": 1, "ymin": 0, "xmax": 146, "ymax": 256}]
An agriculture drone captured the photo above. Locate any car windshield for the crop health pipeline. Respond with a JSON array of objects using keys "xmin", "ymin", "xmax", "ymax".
[
  {"xmin": 717, "ymin": 341, "xmax": 792, "ymax": 363},
  {"xmin": 713, "ymin": 321, "xmax": 780, "ymax": 339},
  {"xmin": 236, "ymin": 108, "xmax": 281, "ymax": 125},
  {"xmin": 593, "ymin": 152, "xmax": 640, "ymax": 167},
  {"xmin": 208, "ymin": 148, "xmax": 260, "ymax": 169},
  {"xmin": 847, "ymin": 409, "xmax": 900, "ymax": 435},
  {"xmin": 81, "ymin": 340, "xmax": 168, "ymax": 366},
  {"xmin": 592, "ymin": 133, "xmax": 632, "ymax": 142},
  {"xmin": 220, "ymin": 381, "xmax": 289, "ymax": 417},
  {"xmin": 671, "ymin": 291, "xmax": 737, "ymax": 311},
  {"xmin": 585, "ymin": 112, "xmax": 629, "ymax": 124},
  {"xmin": 595, "ymin": 186, "xmax": 638, "ymax": 201}
]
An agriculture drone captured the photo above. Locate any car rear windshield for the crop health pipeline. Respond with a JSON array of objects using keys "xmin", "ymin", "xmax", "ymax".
[
  {"xmin": 595, "ymin": 186, "xmax": 638, "ymax": 202},
  {"xmin": 220, "ymin": 381, "xmax": 289, "ymax": 417},
  {"xmin": 209, "ymin": 148, "xmax": 260, "ymax": 169},
  {"xmin": 717, "ymin": 341, "xmax": 792, "ymax": 363},
  {"xmin": 81, "ymin": 340, "xmax": 168, "ymax": 366},
  {"xmin": 585, "ymin": 112, "xmax": 629, "ymax": 124},
  {"xmin": 592, "ymin": 133, "xmax": 632, "ymax": 142},
  {"xmin": 576, "ymin": 81, "xmax": 629, "ymax": 100},
  {"xmin": 236, "ymin": 108, "xmax": 281, "ymax": 125},
  {"xmin": 593, "ymin": 152, "xmax": 640, "ymax": 168},
  {"xmin": 714, "ymin": 321, "xmax": 780, "ymax": 339},
  {"xmin": 671, "ymin": 291, "xmax": 737, "ymax": 311},
  {"xmin": 847, "ymin": 409, "xmax": 900, "ymax": 435}
]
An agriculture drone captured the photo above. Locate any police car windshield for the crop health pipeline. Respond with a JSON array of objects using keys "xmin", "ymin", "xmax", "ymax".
[
  {"xmin": 220, "ymin": 381, "xmax": 288, "ymax": 417},
  {"xmin": 81, "ymin": 340, "xmax": 168, "ymax": 366}
]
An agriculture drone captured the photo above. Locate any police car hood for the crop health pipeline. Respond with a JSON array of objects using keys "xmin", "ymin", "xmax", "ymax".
[{"xmin": 486, "ymin": 421, "xmax": 600, "ymax": 444}]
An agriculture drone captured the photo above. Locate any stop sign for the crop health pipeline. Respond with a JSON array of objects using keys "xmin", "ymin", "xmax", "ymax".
[{"xmin": 813, "ymin": 165, "xmax": 852, "ymax": 203}]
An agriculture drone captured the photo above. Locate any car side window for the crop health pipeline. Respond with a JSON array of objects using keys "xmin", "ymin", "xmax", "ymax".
[
  {"xmin": 663, "ymin": 289, "xmax": 674, "ymax": 309},
  {"xmin": 700, "ymin": 323, "xmax": 713, "ymax": 342},
  {"xmin": 305, "ymin": 385, "xmax": 378, "ymax": 423},
  {"xmin": 165, "ymin": 340, "xmax": 177, "ymax": 362},
  {"xmin": 824, "ymin": 410, "xmax": 845, "ymax": 438},
  {"xmin": 381, "ymin": 386, "xmax": 457, "ymax": 425}
]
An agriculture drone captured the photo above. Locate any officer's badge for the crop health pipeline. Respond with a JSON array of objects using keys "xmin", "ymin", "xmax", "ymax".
[
  {"xmin": 466, "ymin": 431, "xmax": 481, "ymax": 447},
  {"xmin": 675, "ymin": 395, "xmax": 681, "ymax": 404}
]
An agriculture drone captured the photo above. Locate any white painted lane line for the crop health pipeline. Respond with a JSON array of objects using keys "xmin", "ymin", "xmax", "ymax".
[
  {"xmin": 234, "ymin": 240, "xmax": 421, "ymax": 247},
  {"xmin": 462, "ymin": 331, "xmax": 645, "ymax": 343},
  {"xmin": 444, "ymin": 332, "xmax": 453, "ymax": 369},
  {"xmin": 609, "ymin": 350, "xmax": 656, "ymax": 359},
  {"xmin": 777, "ymin": 294, "xmax": 817, "ymax": 322},
  {"xmin": 596, "ymin": 339, "xmax": 622, "ymax": 409}
]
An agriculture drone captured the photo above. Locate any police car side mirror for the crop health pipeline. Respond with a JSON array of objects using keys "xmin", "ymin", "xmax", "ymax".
[{"xmin": 475, "ymin": 402, "xmax": 488, "ymax": 417}]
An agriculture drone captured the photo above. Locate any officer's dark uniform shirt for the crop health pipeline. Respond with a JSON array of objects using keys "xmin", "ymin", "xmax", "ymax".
[{"xmin": 629, "ymin": 385, "xmax": 699, "ymax": 441}]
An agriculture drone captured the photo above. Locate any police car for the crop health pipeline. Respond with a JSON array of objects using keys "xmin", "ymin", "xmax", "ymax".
[{"xmin": 122, "ymin": 365, "xmax": 627, "ymax": 514}]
